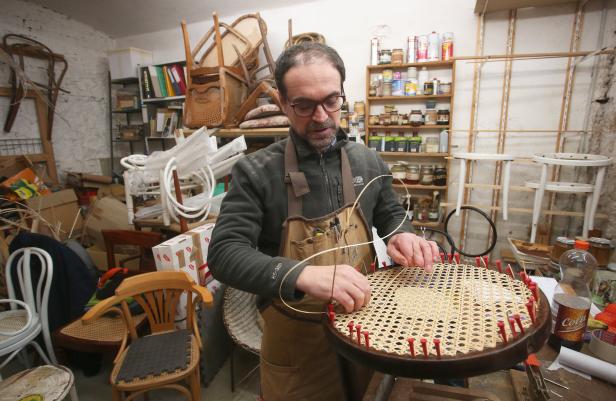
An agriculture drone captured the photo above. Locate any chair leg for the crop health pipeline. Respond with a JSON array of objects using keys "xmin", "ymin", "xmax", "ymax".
[
  {"xmin": 588, "ymin": 166, "xmax": 606, "ymax": 231},
  {"xmin": 583, "ymin": 194, "xmax": 593, "ymax": 238},
  {"xmin": 30, "ymin": 341, "xmax": 52, "ymax": 365},
  {"xmin": 69, "ymin": 385, "xmax": 79, "ymax": 401},
  {"xmin": 502, "ymin": 160, "xmax": 511, "ymax": 221},
  {"xmin": 190, "ymin": 366, "xmax": 202, "ymax": 401},
  {"xmin": 455, "ymin": 158, "xmax": 466, "ymax": 216},
  {"xmin": 111, "ymin": 387, "xmax": 122, "ymax": 401}
]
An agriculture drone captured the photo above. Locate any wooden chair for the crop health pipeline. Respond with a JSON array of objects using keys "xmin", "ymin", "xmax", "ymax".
[
  {"xmin": 82, "ymin": 271, "xmax": 213, "ymax": 401},
  {"xmin": 101, "ymin": 229, "xmax": 164, "ymax": 274}
]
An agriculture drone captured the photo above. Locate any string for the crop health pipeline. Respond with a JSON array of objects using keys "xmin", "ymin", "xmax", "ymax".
[{"xmin": 277, "ymin": 175, "xmax": 412, "ymax": 316}]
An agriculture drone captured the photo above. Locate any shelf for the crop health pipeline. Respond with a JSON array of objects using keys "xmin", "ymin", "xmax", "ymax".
[
  {"xmin": 368, "ymin": 60, "xmax": 454, "ymax": 70},
  {"xmin": 368, "ymin": 125, "xmax": 450, "ymax": 130},
  {"xmin": 147, "ymin": 136, "xmax": 176, "ymax": 140},
  {"xmin": 393, "ymin": 184, "xmax": 446, "ymax": 190},
  {"xmin": 215, "ymin": 127, "xmax": 289, "ymax": 138},
  {"xmin": 112, "ymin": 108, "xmax": 142, "ymax": 113},
  {"xmin": 379, "ymin": 152, "xmax": 448, "ymax": 157},
  {"xmin": 411, "ymin": 220, "xmax": 442, "ymax": 228},
  {"xmin": 111, "ymin": 77, "xmax": 139, "ymax": 85},
  {"xmin": 112, "ymin": 138, "xmax": 143, "ymax": 142},
  {"xmin": 368, "ymin": 95, "xmax": 451, "ymax": 101},
  {"xmin": 142, "ymin": 95, "xmax": 185, "ymax": 103}
]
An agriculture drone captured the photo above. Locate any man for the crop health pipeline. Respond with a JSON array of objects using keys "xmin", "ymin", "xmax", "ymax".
[{"xmin": 208, "ymin": 43, "xmax": 439, "ymax": 401}]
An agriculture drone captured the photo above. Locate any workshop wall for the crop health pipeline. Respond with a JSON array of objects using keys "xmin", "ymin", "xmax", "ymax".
[
  {"xmin": 116, "ymin": 0, "xmax": 614, "ymax": 257},
  {"xmin": 0, "ymin": 0, "xmax": 114, "ymax": 177}
]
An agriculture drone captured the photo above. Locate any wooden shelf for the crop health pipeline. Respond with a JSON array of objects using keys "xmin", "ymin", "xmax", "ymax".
[
  {"xmin": 393, "ymin": 184, "xmax": 446, "ymax": 190},
  {"xmin": 368, "ymin": 125, "xmax": 450, "ymax": 130},
  {"xmin": 368, "ymin": 95, "xmax": 452, "ymax": 101},
  {"xmin": 368, "ymin": 60, "xmax": 454, "ymax": 70},
  {"xmin": 379, "ymin": 152, "xmax": 448, "ymax": 157},
  {"xmin": 142, "ymin": 95, "xmax": 185, "ymax": 103},
  {"xmin": 411, "ymin": 220, "xmax": 442, "ymax": 228},
  {"xmin": 112, "ymin": 108, "xmax": 141, "ymax": 113},
  {"xmin": 215, "ymin": 127, "xmax": 289, "ymax": 138}
]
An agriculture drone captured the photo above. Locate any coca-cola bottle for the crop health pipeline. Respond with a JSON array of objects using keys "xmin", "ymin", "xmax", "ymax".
[{"xmin": 548, "ymin": 239, "xmax": 597, "ymax": 351}]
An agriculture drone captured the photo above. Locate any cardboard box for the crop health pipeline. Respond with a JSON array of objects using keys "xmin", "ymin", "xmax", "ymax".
[
  {"xmin": 25, "ymin": 189, "xmax": 83, "ymax": 241},
  {"xmin": 86, "ymin": 245, "xmax": 140, "ymax": 271},
  {"xmin": 107, "ymin": 47, "xmax": 153, "ymax": 80},
  {"xmin": 83, "ymin": 197, "xmax": 133, "ymax": 249}
]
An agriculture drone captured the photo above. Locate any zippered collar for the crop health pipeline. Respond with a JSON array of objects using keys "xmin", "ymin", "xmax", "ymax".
[{"xmin": 289, "ymin": 127, "xmax": 349, "ymax": 161}]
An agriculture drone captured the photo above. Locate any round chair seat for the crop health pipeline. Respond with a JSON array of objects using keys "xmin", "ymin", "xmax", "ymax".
[
  {"xmin": 0, "ymin": 310, "xmax": 40, "ymax": 348},
  {"xmin": 0, "ymin": 365, "xmax": 74, "ymax": 401},
  {"xmin": 533, "ymin": 153, "xmax": 612, "ymax": 167},
  {"xmin": 452, "ymin": 152, "xmax": 515, "ymax": 161},
  {"xmin": 222, "ymin": 288, "xmax": 262, "ymax": 354},
  {"xmin": 524, "ymin": 181, "xmax": 594, "ymax": 193}
]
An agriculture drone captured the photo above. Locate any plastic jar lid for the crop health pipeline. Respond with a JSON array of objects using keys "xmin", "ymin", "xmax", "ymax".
[
  {"xmin": 556, "ymin": 236, "xmax": 575, "ymax": 244},
  {"xmin": 589, "ymin": 237, "xmax": 613, "ymax": 246}
]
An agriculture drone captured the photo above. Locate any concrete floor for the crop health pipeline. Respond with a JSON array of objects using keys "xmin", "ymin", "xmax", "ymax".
[{"xmin": 3, "ymin": 347, "xmax": 260, "ymax": 401}]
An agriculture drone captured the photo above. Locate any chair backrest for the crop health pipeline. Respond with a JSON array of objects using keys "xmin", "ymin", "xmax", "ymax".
[
  {"xmin": 101, "ymin": 229, "xmax": 163, "ymax": 273},
  {"xmin": 5, "ymin": 247, "xmax": 53, "ymax": 326},
  {"xmin": 82, "ymin": 271, "xmax": 213, "ymax": 341}
]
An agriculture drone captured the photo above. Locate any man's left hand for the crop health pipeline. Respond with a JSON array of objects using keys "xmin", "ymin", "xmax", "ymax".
[{"xmin": 387, "ymin": 232, "xmax": 439, "ymax": 272}]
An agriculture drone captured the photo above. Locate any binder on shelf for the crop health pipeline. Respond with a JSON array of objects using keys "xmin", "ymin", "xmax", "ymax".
[
  {"xmin": 141, "ymin": 67, "xmax": 153, "ymax": 99},
  {"xmin": 170, "ymin": 64, "xmax": 186, "ymax": 95},
  {"xmin": 147, "ymin": 65, "xmax": 162, "ymax": 98},
  {"xmin": 162, "ymin": 66, "xmax": 175, "ymax": 97},
  {"xmin": 155, "ymin": 66, "xmax": 168, "ymax": 97},
  {"xmin": 167, "ymin": 66, "xmax": 181, "ymax": 96}
]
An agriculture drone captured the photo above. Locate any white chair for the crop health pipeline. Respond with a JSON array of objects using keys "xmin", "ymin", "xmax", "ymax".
[
  {"xmin": 453, "ymin": 152, "xmax": 515, "ymax": 221},
  {"xmin": 526, "ymin": 153, "xmax": 612, "ymax": 242},
  {"xmin": 0, "ymin": 247, "xmax": 56, "ymax": 372}
]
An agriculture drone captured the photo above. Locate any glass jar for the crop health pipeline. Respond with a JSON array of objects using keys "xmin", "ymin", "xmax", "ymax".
[
  {"xmin": 405, "ymin": 164, "xmax": 420, "ymax": 184},
  {"xmin": 379, "ymin": 49, "xmax": 392, "ymax": 65},
  {"xmin": 391, "ymin": 163, "xmax": 406, "ymax": 181},
  {"xmin": 433, "ymin": 165, "xmax": 447, "ymax": 186},
  {"xmin": 551, "ymin": 237, "xmax": 575, "ymax": 262},
  {"xmin": 423, "ymin": 81, "xmax": 434, "ymax": 96},
  {"xmin": 369, "ymin": 85, "xmax": 377, "ymax": 97},
  {"xmin": 384, "ymin": 136, "xmax": 396, "ymax": 151},
  {"xmin": 410, "ymin": 110, "xmax": 423, "ymax": 126},
  {"xmin": 369, "ymin": 115, "xmax": 379, "ymax": 126},
  {"xmin": 382, "ymin": 69, "xmax": 393, "ymax": 83},
  {"xmin": 424, "ymin": 109, "xmax": 438, "ymax": 125},
  {"xmin": 390, "ymin": 111, "xmax": 399, "ymax": 125},
  {"xmin": 395, "ymin": 136, "xmax": 407, "ymax": 152},
  {"xmin": 425, "ymin": 137, "xmax": 439, "ymax": 153},
  {"xmin": 384, "ymin": 104, "xmax": 396, "ymax": 114},
  {"xmin": 439, "ymin": 82, "xmax": 452, "ymax": 94},
  {"xmin": 382, "ymin": 82, "xmax": 392, "ymax": 97},
  {"xmin": 408, "ymin": 136, "xmax": 422, "ymax": 152},
  {"xmin": 437, "ymin": 109, "xmax": 450, "ymax": 125},
  {"xmin": 392, "ymin": 48, "xmax": 404, "ymax": 64},
  {"xmin": 589, "ymin": 237, "xmax": 613, "ymax": 267},
  {"xmin": 368, "ymin": 136, "xmax": 381, "ymax": 151},
  {"xmin": 400, "ymin": 114, "xmax": 409, "ymax": 125},
  {"xmin": 420, "ymin": 165, "xmax": 434, "ymax": 185}
]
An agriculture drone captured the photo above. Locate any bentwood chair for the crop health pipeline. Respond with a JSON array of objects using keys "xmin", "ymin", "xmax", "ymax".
[{"xmin": 82, "ymin": 271, "xmax": 213, "ymax": 401}]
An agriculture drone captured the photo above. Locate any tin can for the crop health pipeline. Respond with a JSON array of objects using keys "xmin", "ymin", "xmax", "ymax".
[
  {"xmin": 416, "ymin": 35, "xmax": 429, "ymax": 62},
  {"xmin": 439, "ymin": 82, "xmax": 452, "ymax": 94},
  {"xmin": 423, "ymin": 81, "xmax": 434, "ymax": 96},
  {"xmin": 382, "ymin": 69, "xmax": 393, "ymax": 83},
  {"xmin": 392, "ymin": 48, "xmax": 404, "ymax": 64},
  {"xmin": 382, "ymin": 82, "xmax": 392, "ymax": 97},
  {"xmin": 442, "ymin": 32, "xmax": 454, "ymax": 61},
  {"xmin": 406, "ymin": 36, "xmax": 416, "ymax": 63},
  {"xmin": 393, "ymin": 71, "xmax": 402, "ymax": 80},
  {"xmin": 428, "ymin": 31, "xmax": 440, "ymax": 61},
  {"xmin": 392, "ymin": 79, "xmax": 404, "ymax": 96},
  {"xmin": 370, "ymin": 37, "xmax": 380, "ymax": 65},
  {"xmin": 404, "ymin": 80, "xmax": 417, "ymax": 96}
]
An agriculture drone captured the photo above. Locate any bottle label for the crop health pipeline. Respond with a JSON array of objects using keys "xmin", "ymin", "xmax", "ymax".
[{"xmin": 553, "ymin": 300, "xmax": 589, "ymax": 342}]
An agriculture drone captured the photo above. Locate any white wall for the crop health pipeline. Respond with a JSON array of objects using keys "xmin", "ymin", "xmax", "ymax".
[
  {"xmin": 116, "ymin": 0, "xmax": 613, "ymax": 256},
  {"xmin": 0, "ymin": 0, "xmax": 114, "ymax": 178}
]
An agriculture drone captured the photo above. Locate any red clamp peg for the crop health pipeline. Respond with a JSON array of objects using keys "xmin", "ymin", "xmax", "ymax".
[
  {"xmin": 482, "ymin": 255, "xmax": 489, "ymax": 268},
  {"xmin": 327, "ymin": 303, "xmax": 335, "ymax": 324},
  {"xmin": 347, "ymin": 321, "xmax": 354, "ymax": 337},
  {"xmin": 382, "ymin": 261, "xmax": 387, "ymax": 269},
  {"xmin": 454, "ymin": 253, "xmax": 460, "ymax": 264},
  {"xmin": 508, "ymin": 317, "xmax": 517, "ymax": 337},
  {"xmin": 370, "ymin": 262, "xmax": 376, "ymax": 273},
  {"xmin": 519, "ymin": 271, "xmax": 527, "ymax": 283},
  {"xmin": 529, "ymin": 283, "xmax": 538, "ymax": 302},
  {"xmin": 433, "ymin": 338, "xmax": 441, "ymax": 358},
  {"xmin": 514, "ymin": 314, "xmax": 525, "ymax": 334},
  {"xmin": 447, "ymin": 253, "xmax": 452, "ymax": 263},
  {"xmin": 420, "ymin": 338, "xmax": 428, "ymax": 358},
  {"xmin": 526, "ymin": 300, "xmax": 536, "ymax": 323},
  {"xmin": 363, "ymin": 331, "xmax": 370, "ymax": 348},
  {"xmin": 497, "ymin": 321, "xmax": 508, "ymax": 344},
  {"xmin": 440, "ymin": 252, "xmax": 445, "ymax": 263},
  {"xmin": 495, "ymin": 260, "xmax": 503, "ymax": 273},
  {"xmin": 475, "ymin": 256, "xmax": 481, "ymax": 267},
  {"xmin": 356, "ymin": 324, "xmax": 362, "ymax": 345},
  {"xmin": 408, "ymin": 338, "xmax": 415, "ymax": 357}
]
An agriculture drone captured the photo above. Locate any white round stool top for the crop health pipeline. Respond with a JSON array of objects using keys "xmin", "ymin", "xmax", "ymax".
[
  {"xmin": 452, "ymin": 152, "xmax": 515, "ymax": 161},
  {"xmin": 533, "ymin": 153, "xmax": 612, "ymax": 167}
]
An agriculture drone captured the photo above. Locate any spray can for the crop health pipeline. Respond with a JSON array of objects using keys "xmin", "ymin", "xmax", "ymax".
[
  {"xmin": 428, "ymin": 31, "xmax": 440, "ymax": 61},
  {"xmin": 370, "ymin": 37, "xmax": 380, "ymax": 65},
  {"xmin": 406, "ymin": 36, "xmax": 416, "ymax": 63},
  {"xmin": 417, "ymin": 67, "xmax": 429, "ymax": 95},
  {"xmin": 442, "ymin": 32, "xmax": 454, "ymax": 61},
  {"xmin": 416, "ymin": 35, "xmax": 429, "ymax": 62}
]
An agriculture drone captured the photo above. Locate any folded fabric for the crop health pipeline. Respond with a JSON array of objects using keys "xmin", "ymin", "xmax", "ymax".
[
  {"xmin": 244, "ymin": 104, "xmax": 282, "ymax": 121},
  {"xmin": 239, "ymin": 115, "xmax": 289, "ymax": 129}
]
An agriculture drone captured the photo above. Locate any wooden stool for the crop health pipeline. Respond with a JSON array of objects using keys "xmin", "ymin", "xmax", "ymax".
[{"xmin": 0, "ymin": 365, "xmax": 77, "ymax": 401}]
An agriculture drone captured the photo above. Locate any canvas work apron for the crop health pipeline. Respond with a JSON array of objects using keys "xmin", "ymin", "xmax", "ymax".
[{"xmin": 260, "ymin": 139, "xmax": 375, "ymax": 401}]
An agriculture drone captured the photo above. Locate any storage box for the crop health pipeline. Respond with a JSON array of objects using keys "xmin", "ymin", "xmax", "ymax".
[
  {"xmin": 25, "ymin": 189, "xmax": 83, "ymax": 241},
  {"xmin": 83, "ymin": 197, "xmax": 133, "ymax": 249},
  {"xmin": 108, "ymin": 47, "xmax": 153, "ymax": 80}
]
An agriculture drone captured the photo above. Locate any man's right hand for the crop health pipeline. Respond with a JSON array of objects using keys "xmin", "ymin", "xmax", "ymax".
[{"xmin": 295, "ymin": 264, "xmax": 371, "ymax": 313}]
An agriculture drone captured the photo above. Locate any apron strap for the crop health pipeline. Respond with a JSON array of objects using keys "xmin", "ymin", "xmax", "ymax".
[{"xmin": 285, "ymin": 137, "xmax": 357, "ymax": 216}]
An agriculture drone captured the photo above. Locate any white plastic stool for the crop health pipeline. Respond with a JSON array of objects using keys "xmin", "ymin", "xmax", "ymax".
[
  {"xmin": 452, "ymin": 152, "xmax": 515, "ymax": 221},
  {"xmin": 526, "ymin": 153, "xmax": 612, "ymax": 242}
]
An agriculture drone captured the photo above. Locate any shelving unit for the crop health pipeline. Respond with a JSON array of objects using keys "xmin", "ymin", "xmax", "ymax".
[{"xmin": 365, "ymin": 60, "xmax": 455, "ymax": 227}]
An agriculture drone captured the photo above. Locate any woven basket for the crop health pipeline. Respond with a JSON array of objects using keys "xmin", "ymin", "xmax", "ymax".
[{"xmin": 222, "ymin": 287, "xmax": 262, "ymax": 355}]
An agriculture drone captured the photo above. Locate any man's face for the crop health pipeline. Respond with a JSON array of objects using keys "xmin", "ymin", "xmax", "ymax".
[{"xmin": 279, "ymin": 61, "xmax": 342, "ymax": 152}]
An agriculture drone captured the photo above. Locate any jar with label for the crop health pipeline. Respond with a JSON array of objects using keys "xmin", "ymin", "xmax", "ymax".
[
  {"xmin": 392, "ymin": 79, "xmax": 404, "ymax": 96},
  {"xmin": 384, "ymin": 104, "xmax": 396, "ymax": 114},
  {"xmin": 368, "ymin": 136, "xmax": 381, "ymax": 151},
  {"xmin": 382, "ymin": 82, "xmax": 392, "ymax": 97},
  {"xmin": 369, "ymin": 85, "xmax": 377, "ymax": 97},
  {"xmin": 369, "ymin": 115, "xmax": 379, "ymax": 126},
  {"xmin": 405, "ymin": 79, "xmax": 418, "ymax": 96},
  {"xmin": 408, "ymin": 136, "xmax": 422, "ymax": 152},
  {"xmin": 379, "ymin": 49, "xmax": 392, "ymax": 65},
  {"xmin": 400, "ymin": 114, "xmax": 409, "ymax": 125},
  {"xmin": 437, "ymin": 109, "xmax": 450, "ymax": 125},
  {"xmin": 383, "ymin": 114, "xmax": 391, "ymax": 125},
  {"xmin": 588, "ymin": 237, "xmax": 613, "ymax": 267},
  {"xmin": 434, "ymin": 165, "xmax": 447, "ymax": 186},
  {"xmin": 551, "ymin": 237, "xmax": 575, "ymax": 263},
  {"xmin": 424, "ymin": 109, "xmax": 438, "ymax": 125},
  {"xmin": 390, "ymin": 111, "xmax": 399, "ymax": 125},
  {"xmin": 392, "ymin": 48, "xmax": 404, "ymax": 64},
  {"xmin": 391, "ymin": 163, "xmax": 407, "ymax": 182},
  {"xmin": 420, "ymin": 165, "xmax": 434, "ymax": 185},
  {"xmin": 382, "ymin": 69, "xmax": 393, "ymax": 83},
  {"xmin": 410, "ymin": 110, "xmax": 423, "ymax": 126},
  {"xmin": 425, "ymin": 137, "xmax": 439, "ymax": 153},
  {"xmin": 429, "ymin": 191, "xmax": 440, "ymax": 222},
  {"xmin": 423, "ymin": 81, "xmax": 434, "ymax": 96},
  {"xmin": 395, "ymin": 136, "xmax": 407, "ymax": 152},
  {"xmin": 384, "ymin": 136, "xmax": 396, "ymax": 151},
  {"xmin": 405, "ymin": 164, "xmax": 420, "ymax": 184},
  {"xmin": 439, "ymin": 82, "xmax": 452, "ymax": 94}
]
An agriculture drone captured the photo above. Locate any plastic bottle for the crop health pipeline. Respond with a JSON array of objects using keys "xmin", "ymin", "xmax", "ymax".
[
  {"xmin": 418, "ymin": 67, "xmax": 429, "ymax": 96},
  {"xmin": 549, "ymin": 239, "xmax": 597, "ymax": 351}
]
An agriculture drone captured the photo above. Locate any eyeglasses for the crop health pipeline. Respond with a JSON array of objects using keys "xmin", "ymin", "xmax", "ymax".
[{"xmin": 289, "ymin": 94, "xmax": 346, "ymax": 117}]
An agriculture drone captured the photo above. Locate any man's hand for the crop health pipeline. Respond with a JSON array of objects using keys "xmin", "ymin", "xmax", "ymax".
[
  {"xmin": 387, "ymin": 232, "xmax": 440, "ymax": 272},
  {"xmin": 295, "ymin": 264, "xmax": 371, "ymax": 313}
]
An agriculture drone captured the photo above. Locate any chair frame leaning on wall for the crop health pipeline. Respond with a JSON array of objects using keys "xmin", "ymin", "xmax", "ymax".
[
  {"xmin": 1, "ymin": 247, "xmax": 56, "ymax": 372},
  {"xmin": 82, "ymin": 271, "xmax": 213, "ymax": 401}
]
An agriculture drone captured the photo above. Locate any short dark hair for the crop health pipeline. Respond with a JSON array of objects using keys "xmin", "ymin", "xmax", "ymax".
[{"xmin": 274, "ymin": 42, "xmax": 346, "ymax": 100}]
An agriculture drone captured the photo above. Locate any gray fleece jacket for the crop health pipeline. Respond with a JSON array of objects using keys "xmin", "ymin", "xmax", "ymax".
[{"xmin": 207, "ymin": 129, "xmax": 411, "ymax": 305}]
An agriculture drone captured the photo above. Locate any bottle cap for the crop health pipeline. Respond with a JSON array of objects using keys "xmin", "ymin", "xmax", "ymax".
[{"xmin": 574, "ymin": 239, "xmax": 590, "ymax": 250}]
